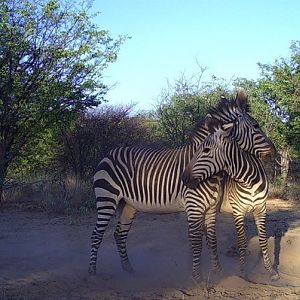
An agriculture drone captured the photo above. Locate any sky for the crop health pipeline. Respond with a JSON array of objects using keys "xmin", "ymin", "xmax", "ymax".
[{"xmin": 93, "ymin": 0, "xmax": 300, "ymax": 111}]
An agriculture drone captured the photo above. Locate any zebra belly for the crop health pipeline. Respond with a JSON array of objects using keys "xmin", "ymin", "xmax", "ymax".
[{"xmin": 122, "ymin": 197, "xmax": 185, "ymax": 213}]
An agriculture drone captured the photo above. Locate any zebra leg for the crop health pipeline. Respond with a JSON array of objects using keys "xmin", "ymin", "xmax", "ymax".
[
  {"xmin": 88, "ymin": 195, "xmax": 120, "ymax": 275},
  {"xmin": 253, "ymin": 207, "xmax": 280, "ymax": 281},
  {"xmin": 205, "ymin": 206, "xmax": 223, "ymax": 290},
  {"xmin": 114, "ymin": 203, "xmax": 136, "ymax": 273},
  {"xmin": 232, "ymin": 212, "xmax": 248, "ymax": 279},
  {"xmin": 205, "ymin": 206, "xmax": 222, "ymax": 272},
  {"xmin": 185, "ymin": 203, "xmax": 205, "ymax": 282}
]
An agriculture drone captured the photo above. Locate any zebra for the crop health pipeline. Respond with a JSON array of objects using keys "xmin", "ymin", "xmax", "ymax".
[
  {"xmin": 88, "ymin": 89, "xmax": 275, "ymax": 282},
  {"xmin": 182, "ymin": 119, "xmax": 279, "ymax": 281}
]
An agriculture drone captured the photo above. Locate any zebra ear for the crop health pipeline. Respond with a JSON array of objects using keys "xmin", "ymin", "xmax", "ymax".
[
  {"xmin": 204, "ymin": 117, "xmax": 222, "ymax": 133},
  {"xmin": 222, "ymin": 123, "xmax": 234, "ymax": 130},
  {"xmin": 235, "ymin": 88, "xmax": 248, "ymax": 112}
]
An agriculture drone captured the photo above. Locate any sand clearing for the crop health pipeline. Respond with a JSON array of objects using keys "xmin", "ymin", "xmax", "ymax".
[{"xmin": 1, "ymin": 198, "xmax": 300, "ymax": 299}]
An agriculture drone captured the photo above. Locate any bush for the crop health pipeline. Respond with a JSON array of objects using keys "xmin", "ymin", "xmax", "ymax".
[{"xmin": 58, "ymin": 105, "xmax": 163, "ymax": 180}]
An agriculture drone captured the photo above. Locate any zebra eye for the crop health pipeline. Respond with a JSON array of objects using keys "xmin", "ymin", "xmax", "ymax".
[{"xmin": 202, "ymin": 147, "xmax": 210, "ymax": 154}]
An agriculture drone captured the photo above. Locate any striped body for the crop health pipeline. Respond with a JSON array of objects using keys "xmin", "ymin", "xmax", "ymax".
[
  {"xmin": 183, "ymin": 126, "xmax": 279, "ymax": 279},
  {"xmin": 88, "ymin": 91, "xmax": 276, "ymax": 282},
  {"xmin": 91, "ymin": 143, "xmax": 224, "ymax": 279},
  {"xmin": 94, "ymin": 145, "xmax": 194, "ymax": 213}
]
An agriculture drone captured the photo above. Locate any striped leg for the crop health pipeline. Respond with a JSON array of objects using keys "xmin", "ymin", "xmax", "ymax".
[
  {"xmin": 114, "ymin": 203, "xmax": 136, "ymax": 273},
  {"xmin": 204, "ymin": 206, "xmax": 223, "ymax": 290},
  {"xmin": 185, "ymin": 201, "xmax": 205, "ymax": 282},
  {"xmin": 232, "ymin": 212, "xmax": 247, "ymax": 278},
  {"xmin": 205, "ymin": 206, "xmax": 221, "ymax": 272},
  {"xmin": 88, "ymin": 195, "xmax": 119, "ymax": 275},
  {"xmin": 253, "ymin": 206, "xmax": 279, "ymax": 280}
]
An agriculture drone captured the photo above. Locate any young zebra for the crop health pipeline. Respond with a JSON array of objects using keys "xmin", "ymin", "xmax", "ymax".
[
  {"xmin": 182, "ymin": 120, "xmax": 279, "ymax": 280},
  {"xmin": 88, "ymin": 90, "xmax": 275, "ymax": 282}
]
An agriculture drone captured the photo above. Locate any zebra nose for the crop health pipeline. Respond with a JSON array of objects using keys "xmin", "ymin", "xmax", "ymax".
[
  {"xmin": 182, "ymin": 167, "xmax": 199, "ymax": 189},
  {"xmin": 185, "ymin": 178, "xmax": 199, "ymax": 189}
]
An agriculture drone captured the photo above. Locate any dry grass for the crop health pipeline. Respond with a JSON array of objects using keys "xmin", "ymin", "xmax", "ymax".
[
  {"xmin": 2, "ymin": 175, "xmax": 95, "ymax": 214},
  {"xmin": 268, "ymin": 177, "xmax": 300, "ymax": 202},
  {"xmin": 2, "ymin": 174, "xmax": 300, "ymax": 214}
]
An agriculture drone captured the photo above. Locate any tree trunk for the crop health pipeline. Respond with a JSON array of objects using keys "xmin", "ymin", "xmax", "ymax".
[
  {"xmin": 0, "ymin": 164, "xmax": 7, "ymax": 203},
  {"xmin": 0, "ymin": 144, "xmax": 10, "ymax": 203},
  {"xmin": 280, "ymin": 148, "xmax": 290, "ymax": 186}
]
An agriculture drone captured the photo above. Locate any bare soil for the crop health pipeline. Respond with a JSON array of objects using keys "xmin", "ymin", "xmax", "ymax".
[{"xmin": 1, "ymin": 198, "xmax": 300, "ymax": 299}]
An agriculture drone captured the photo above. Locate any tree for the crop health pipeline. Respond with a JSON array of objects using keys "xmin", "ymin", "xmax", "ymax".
[
  {"xmin": 235, "ymin": 41, "xmax": 300, "ymax": 183},
  {"xmin": 59, "ymin": 106, "xmax": 160, "ymax": 179},
  {"xmin": 9, "ymin": 127, "xmax": 60, "ymax": 176},
  {"xmin": 155, "ymin": 69, "xmax": 229, "ymax": 146},
  {"xmin": 0, "ymin": 0, "xmax": 125, "ymax": 200}
]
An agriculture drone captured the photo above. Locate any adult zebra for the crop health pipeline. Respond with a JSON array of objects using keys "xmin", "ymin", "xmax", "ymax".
[
  {"xmin": 182, "ymin": 120, "xmax": 279, "ymax": 280},
  {"xmin": 88, "ymin": 90, "xmax": 274, "ymax": 281}
]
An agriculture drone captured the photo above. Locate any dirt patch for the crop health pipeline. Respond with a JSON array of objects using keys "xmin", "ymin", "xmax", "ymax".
[{"xmin": 1, "ymin": 198, "xmax": 300, "ymax": 299}]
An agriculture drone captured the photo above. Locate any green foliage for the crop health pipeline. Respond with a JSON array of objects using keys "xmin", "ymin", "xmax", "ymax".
[
  {"xmin": 234, "ymin": 39, "xmax": 300, "ymax": 158},
  {"xmin": 257, "ymin": 41, "xmax": 300, "ymax": 155},
  {"xmin": 9, "ymin": 128, "xmax": 61, "ymax": 176},
  {"xmin": 155, "ymin": 71, "xmax": 230, "ymax": 146},
  {"xmin": 234, "ymin": 42, "xmax": 300, "ymax": 184},
  {"xmin": 0, "ymin": 0, "xmax": 126, "ymax": 195}
]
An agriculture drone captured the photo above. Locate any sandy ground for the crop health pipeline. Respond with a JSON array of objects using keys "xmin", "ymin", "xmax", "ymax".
[{"xmin": 1, "ymin": 198, "xmax": 300, "ymax": 300}]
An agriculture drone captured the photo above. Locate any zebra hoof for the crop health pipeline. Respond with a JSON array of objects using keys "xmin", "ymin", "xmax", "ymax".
[
  {"xmin": 206, "ymin": 268, "xmax": 223, "ymax": 291},
  {"xmin": 88, "ymin": 265, "xmax": 96, "ymax": 275},
  {"xmin": 192, "ymin": 271, "xmax": 203, "ymax": 285},
  {"xmin": 122, "ymin": 263, "xmax": 135, "ymax": 274},
  {"xmin": 270, "ymin": 272, "xmax": 280, "ymax": 281}
]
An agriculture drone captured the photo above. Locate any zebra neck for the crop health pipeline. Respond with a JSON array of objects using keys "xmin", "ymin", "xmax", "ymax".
[
  {"xmin": 179, "ymin": 143, "xmax": 200, "ymax": 168},
  {"xmin": 190, "ymin": 128, "xmax": 210, "ymax": 146},
  {"xmin": 226, "ymin": 144, "xmax": 267, "ymax": 188}
]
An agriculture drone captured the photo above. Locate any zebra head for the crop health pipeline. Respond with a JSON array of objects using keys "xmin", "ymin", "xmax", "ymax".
[
  {"xmin": 182, "ymin": 120, "xmax": 235, "ymax": 188},
  {"xmin": 207, "ymin": 88, "xmax": 275, "ymax": 159}
]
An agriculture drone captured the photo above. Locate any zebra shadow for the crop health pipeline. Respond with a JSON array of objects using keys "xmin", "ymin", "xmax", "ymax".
[{"xmin": 217, "ymin": 204, "xmax": 299, "ymax": 278}]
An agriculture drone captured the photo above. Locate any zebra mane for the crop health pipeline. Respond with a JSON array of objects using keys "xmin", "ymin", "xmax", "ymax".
[
  {"xmin": 189, "ymin": 119, "xmax": 210, "ymax": 144},
  {"xmin": 190, "ymin": 93, "xmax": 251, "ymax": 144},
  {"xmin": 207, "ymin": 95, "xmax": 251, "ymax": 123}
]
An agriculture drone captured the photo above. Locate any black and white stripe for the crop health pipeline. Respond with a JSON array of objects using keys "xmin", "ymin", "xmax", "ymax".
[
  {"xmin": 182, "ymin": 123, "xmax": 279, "ymax": 280},
  {"xmin": 89, "ymin": 142, "xmax": 202, "ymax": 276},
  {"xmin": 88, "ymin": 89, "xmax": 275, "ymax": 282}
]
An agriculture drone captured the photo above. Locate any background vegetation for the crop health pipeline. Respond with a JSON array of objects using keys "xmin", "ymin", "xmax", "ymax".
[{"xmin": 1, "ymin": 0, "xmax": 299, "ymax": 213}]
